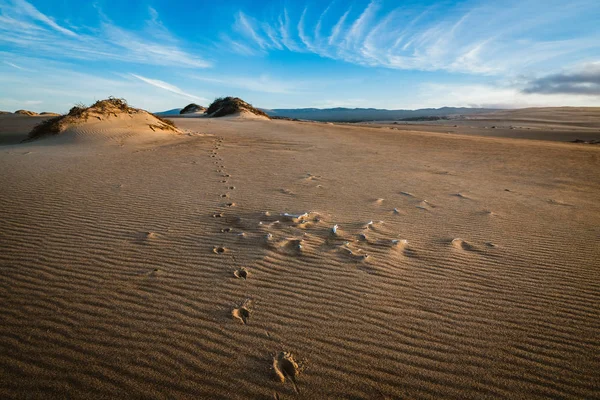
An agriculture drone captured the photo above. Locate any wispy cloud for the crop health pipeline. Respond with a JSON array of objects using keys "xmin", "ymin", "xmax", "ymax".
[
  {"xmin": 6, "ymin": 0, "xmax": 78, "ymax": 37},
  {"xmin": 130, "ymin": 74, "xmax": 207, "ymax": 101},
  {"xmin": 225, "ymin": 0, "xmax": 600, "ymax": 76},
  {"xmin": 188, "ymin": 74, "xmax": 308, "ymax": 95},
  {"xmin": 0, "ymin": 0, "xmax": 210, "ymax": 68},
  {"xmin": 3, "ymin": 60, "xmax": 33, "ymax": 71},
  {"xmin": 0, "ymin": 54, "xmax": 210, "ymax": 112}
]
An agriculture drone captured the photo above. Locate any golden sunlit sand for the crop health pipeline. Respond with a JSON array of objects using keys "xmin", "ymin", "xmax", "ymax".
[{"xmin": 0, "ymin": 104, "xmax": 599, "ymax": 398}]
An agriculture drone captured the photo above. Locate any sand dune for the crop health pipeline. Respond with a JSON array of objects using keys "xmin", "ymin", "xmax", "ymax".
[
  {"xmin": 26, "ymin": 98, "xmax": 182, "ymax": 145},
  {"xmin": 0, "ymin": 115, "xmax": 599, "ymax": 398}
]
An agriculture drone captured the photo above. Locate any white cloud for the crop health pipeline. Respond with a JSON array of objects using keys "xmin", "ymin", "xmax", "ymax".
[
  {"xmin": 410, "ymin": 82, "xmax": 600, "ymax": 109},
  {"xmin": 311, "ymin": 98, "xmax": 368, "ymax": 108},
  {"xmin": 0, "ymin": 57, "xmax": 210, "ymax": 112},
  {"xmin": 8, "ymin": 0, "xmax": 78, "ymax": 37},
  {"xmin": 225, "ymin": 0, "xmax": 600, "ymax": 76},
  {"xmin": 0, "ymin": 0, "xmax": 210, "ymax": 68},
  {"xmin": 130, "ymin": 74, "xmax": 207, "ymax": 101}
]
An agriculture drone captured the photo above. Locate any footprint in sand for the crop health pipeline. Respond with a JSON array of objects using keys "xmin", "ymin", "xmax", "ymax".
[
  {"xmin": 340, "ymin": 245, "xmax": 369, "ymax": 261},
  {"xmin": 225, "ymin": 202, "xmax": 236, "ymax": 207},
  {"xmin": 228, "ymin": 186, "xmax": 236, "ymax": 190},
  {"xmin": 213, "ymin": 212, "xmax": 224, "ymax": 218},
  {"xmin": 234, "ymin": 267, "xmax": 249, "ymax": 279},
  {"xmin": 416, "ymin": 200, "xmax": 436, "ymax": 211},
  {"xmin": 451, "ymin": 238, "xmax": 476, "ymax": 251},
  {"xmin": 280, "ymin": 188, "xmax": 295, "ymax": 195},
  {"xmin": 134, "ymin": 231, "xmax": 160, "ymax": 245},
  {"xmin": 221, "ymin": 227, "xmax": 232, "ymax": 233},
  {"xmin": 273, "ymin": 352, "xmax": 301, "ymax": 393},
  {"xmin": 479, "ymin": 210, "xmax": 496, "ymax": 217},
  {"xmin": 213, "ymin": 246, "xmax": 227, "ymax": 254},
  {"xmin": 221, "ymin": 194, "xmax": 230, "ymax": 198},
  {"xmin": 400, "ymin": 191, "xmax": 415, "ymax": 197},
  {"xmin": 232, "ymin": 300, "xmax": 252, "ymax": 324},
  {"xmin": 141, "ymin": 231, "xmax": 158, "ymax": 240}
]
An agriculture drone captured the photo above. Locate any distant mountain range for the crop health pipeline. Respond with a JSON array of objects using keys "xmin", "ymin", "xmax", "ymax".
[
  {"xmin": 264, "ymin": 107, "xmax": 500, "ymax": 122},
  {"xmin": 155, "ymin": 106, "xmax": 501, "ymax": 122},
  {"xmin": 154, "ymin": 108, "xmax": 183, "ymax": 116}
]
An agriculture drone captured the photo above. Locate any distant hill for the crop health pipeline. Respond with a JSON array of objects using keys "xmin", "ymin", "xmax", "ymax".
[
  {"xmin": 154, "ymin": 108, "xmax": 182, "ymax": 116},
  {"xmin": 264, "ymin": 107, "xmax": 500, "ymax": 122}
]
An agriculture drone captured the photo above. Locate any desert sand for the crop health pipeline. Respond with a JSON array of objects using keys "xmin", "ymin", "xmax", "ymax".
[
  {"xmin": 370, "ymin": 107, "xmax": 600, "ymax": 144},
  {"xmin": 0, "ymin": 109, "xmax": 599, "ymax": 399}
]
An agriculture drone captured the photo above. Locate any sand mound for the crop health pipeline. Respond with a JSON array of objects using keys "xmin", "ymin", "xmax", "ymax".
[
  {"xmin": 206, "ymin": 97, "xmax": 270, "ymax": 120},
  {"xmin": 40, "ymin": 112, "xmax": 61, "ymax": 116},
  {"xmin": 14, "ymin": 110, "xmax": 38, "ymax": 116},
  {"xmin": 180, "ymin": 103, "xmax": 207, "ymax": 114},
  {"xmin": 27, "ymin": 97, "xmax": 181, "ymax": 142}
]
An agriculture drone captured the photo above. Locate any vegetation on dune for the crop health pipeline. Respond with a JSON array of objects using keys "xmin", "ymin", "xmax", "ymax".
[
  {"xmin": 27, "ymin": 97, "xmax": 177, "ymax": 140},
  {"xmin": 153, "ymin": 115, "xmax": 177, "ymax": 129},
  {"xmin": 14, "ymin": 110, "xmax": 38, "ymax": 116},
  {"xmin": 206, "ymin": 97, "xmax": 270, "ymax": 119},
  {"xmin": 180, "ymin": 103, "xmax": 207, "ymax": 114}
]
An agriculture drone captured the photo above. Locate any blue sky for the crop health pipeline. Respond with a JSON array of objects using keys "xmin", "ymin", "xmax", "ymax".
[{"xmin": 1, "ymin": 0, "xmax": 599, "ymax": 112}]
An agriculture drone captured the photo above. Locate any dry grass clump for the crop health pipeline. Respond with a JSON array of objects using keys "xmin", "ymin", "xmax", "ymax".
[
  {"xmin": 28, "ymin": 97, "xmax": 178, "ymax": 140},
  {"xmin": 154, "ymin": 115, "xmax": 177, "ymax": 129},
  {"xmin": 206, "ymin": 97, "xmax": 270, "ymax": 119}
]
